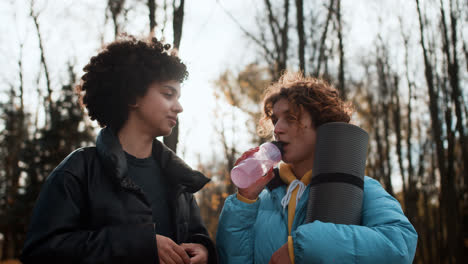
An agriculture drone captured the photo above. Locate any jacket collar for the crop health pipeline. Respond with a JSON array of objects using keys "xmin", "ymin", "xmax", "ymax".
[
  {"xmin": 266, "ymin": 167, "xmax": 286, "ymax": 191},
  {"xmin": 96, "ymin": 127, "xmax": 210, "ymax": 193}
]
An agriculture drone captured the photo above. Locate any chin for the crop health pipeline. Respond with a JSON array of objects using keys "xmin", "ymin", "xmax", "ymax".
[
  {"xmin": 283, "ymin": 154, "xmax": 303, "ymax": 165},
  {"xmin": 153, "ymin": 127, "xmax": 172, "ymax": 138},
  {"xmin": 162, "ymin": 128, "xmax": 173, "ymax": 136}
]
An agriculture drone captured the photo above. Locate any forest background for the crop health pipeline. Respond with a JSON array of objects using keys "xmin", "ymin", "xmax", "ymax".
[{"xmin": 0, "ymin": 0, "xmax": 467, "ymax": 263}]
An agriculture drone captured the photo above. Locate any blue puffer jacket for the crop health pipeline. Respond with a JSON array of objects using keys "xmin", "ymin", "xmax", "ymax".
[{"xmin": 216, "ymin": 176, "xmax": 417, "ymax": 264}]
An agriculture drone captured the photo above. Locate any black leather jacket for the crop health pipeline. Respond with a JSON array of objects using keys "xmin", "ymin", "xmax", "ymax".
[{"xmin": 21, "ymin": 128, "xmax": 217, "ymax": 264}]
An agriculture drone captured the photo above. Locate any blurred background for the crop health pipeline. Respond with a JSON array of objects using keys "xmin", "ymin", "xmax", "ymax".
[{"xmin": 0, "ymin": 0, "xmax": 467, "ymax": 263}]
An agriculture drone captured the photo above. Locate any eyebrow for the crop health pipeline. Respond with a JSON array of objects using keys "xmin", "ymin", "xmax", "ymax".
[
  {"xmin": 162, "ymin": 85, "xmax": 181, "ymax": 98},
  {"xmin": 271, "ymin": 109, "xmax": 289, "ymax": 118}
]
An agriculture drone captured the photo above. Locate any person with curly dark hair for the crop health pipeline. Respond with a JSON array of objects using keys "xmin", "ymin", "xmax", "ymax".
[
  {"xmin": 21, "ymin": 34, "xmax": 216, "ymax": 264},
  {"xmin": 216, "ymin": 72, "xmax": 417, "ymax": 263}
]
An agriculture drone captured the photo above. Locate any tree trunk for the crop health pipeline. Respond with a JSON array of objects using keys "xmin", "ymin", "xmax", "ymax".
[
  {"xmin": 164, "ymin": 0, "xmax": 185, "ymax": 152},
  {"xmin": 315, "ymin": 0, "xmax": 335, "ymax": 77},
  {"xmin": 416, "ymin": 0, "xmax": 454, "ymax": 262},
  {"xmin": 462, "ymin": 38, "xmax": 468, "ymax": 72},
  {"xmin": 280, "ymin": 0, "xmax": 289, "ymax": 74},
  {"xmin": 148, "ymin": 0, "xmax": 157, "ymax": 35},
  {"xmin": 440, "ymin": 0, "xmax": 465, "ymax": 261},
  {"xmin": 263, "ymin": 0, "xmax": 289, "ymax": 78},
  {"xmin": 440, "ymin": 0, "xmax": 468, "ymax": 204},
  {"xmin": 335, "ymin": 0, "xmax": 346, "ymax": 99},
  {"xmin": 400, "ymin": 25, "xmax": 415, "ymax": 208},
  {"xmin": 172, "ymin": 0, "xmax": 184, "ymax": 50},
  {"xmin": 295, "ymin": 0, "xmax": 305, "ymax": 72},
  {"xmin": 374, "ymin": 112, "xmax": 385, "ymax": 183},
  {"xmin": 382, "ymin": 102, "xmax": 394, "ymax": 196},
  {"xmin": 392, "ymin": 75, "xmax": 406, "ymax": 198},
  {"xmin": 30, "ymin": 2, "xmax": 52, "ymax": 122},
  {"xmin": 107, "ymin": 0, "xmax": 126, "ymax": 39}
]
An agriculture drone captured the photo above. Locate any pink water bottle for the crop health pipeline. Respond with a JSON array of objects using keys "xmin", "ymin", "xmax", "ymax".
[{"xmin": 231, "ymin": 141, "xmax": 283, "ymax": 188}]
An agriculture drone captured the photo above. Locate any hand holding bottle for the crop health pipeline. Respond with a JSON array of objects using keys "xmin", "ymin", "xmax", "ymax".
[
  {"xmin": 233, "ymin": 147, "xmax": 276, "ymax": 200},
  {"xmin": 231, "ymin": 142, "xmax": 283, "ymax": 188},
  {"xmin": 231, "ymin": 142, "xmax": 283, "ymax": 199}
]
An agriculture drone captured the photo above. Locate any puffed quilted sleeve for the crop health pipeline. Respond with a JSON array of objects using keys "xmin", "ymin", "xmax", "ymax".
[
  {"xmin": 292, "ymin": 177, "xmax": 418, "ymax": 264},
  {"xmin": 216, "ymin": 193, "xmax": 261, "ymax": 264}
]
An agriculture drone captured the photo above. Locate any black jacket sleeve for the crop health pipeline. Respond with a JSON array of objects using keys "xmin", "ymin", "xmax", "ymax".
[
  {"xmin": 20, "ymin": 170, "xmax": 158, "ymax": 264},
  {"xmin": 186, "ymin": 193, "xmax": 218, "ymax": 264}
]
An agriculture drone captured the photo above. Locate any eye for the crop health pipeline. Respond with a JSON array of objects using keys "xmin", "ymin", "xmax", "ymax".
[
  {"xmin": 163, "ymin": 92, "xmax": 174, "ymax": 98},
  {"xmin": 286, "ymin": 114, "xmax": 296, "ymax": 122}
]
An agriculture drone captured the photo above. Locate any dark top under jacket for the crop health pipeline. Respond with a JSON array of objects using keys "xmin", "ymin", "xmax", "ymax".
[
  {"xmin": 125, "ymin": 151, "xmax": 174, "ymax": 239},
  {"xmin": 21, "ymin": 127, "xmax": 217, "ymax": 264}
]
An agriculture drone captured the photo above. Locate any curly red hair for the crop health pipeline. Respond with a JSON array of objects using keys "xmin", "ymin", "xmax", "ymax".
[{"xmin": 258, "ymin": 72, "xmax": 353, "ymax": 137}]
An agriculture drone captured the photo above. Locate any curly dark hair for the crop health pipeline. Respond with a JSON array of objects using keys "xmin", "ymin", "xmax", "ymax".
[
  {"xmin": 76, "ymin": 34, "xmax": 188, "ymax": 131},
  {"xmin": 258, "ymin": 72, "xmax": 353, "ymax": 137}
]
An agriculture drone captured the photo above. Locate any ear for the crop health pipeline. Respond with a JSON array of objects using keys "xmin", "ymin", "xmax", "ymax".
[{"xmin": 128, "ymin": 97, "xmax": 139, "ymax": 108}]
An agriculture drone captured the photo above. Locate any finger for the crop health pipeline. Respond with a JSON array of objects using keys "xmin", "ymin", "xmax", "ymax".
[
  {"xmin": 160, "ymin": 254, "xmax": 175, "ymax": 264},
  {"xmin": 263, "ymin": 168, "xmax": 276, "ymax": 182},
  {"xmin": 180, "ymin": 243, "xmax": 195, "ymax": 256},
  {"xmin": 234, "ymin": 147, "xmax": 260, "ymax": 166},
  {"xmin": 180, "ymin": 243, "xmax": 194, "ymax": 250},
  {"xmin": 190, "ymin": 254, "xmax": 203, "ymax": 264},
  {"xmin": 166, "ymin": 248, "xmax": 185, "ymax": 264},
  {"xmin": 173, "ymin": 244, "xmax": 191, "ymax": 264},
  {"xmin": 253, "ymin": 168, "xmax": 274, "ymax": 187},
  {"xmin": 247, "ymin": 146, "xmax": 260, "ymax": 155},
  {"xmin": 265, "ymin": 167, "xmax": 275, "ymax": 178}
]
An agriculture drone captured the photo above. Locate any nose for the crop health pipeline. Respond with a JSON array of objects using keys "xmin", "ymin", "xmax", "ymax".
[
  {"xmin": 273, "ymin": 119, "xmax": 286, "ymax": 138},
  {"xmin": 173, "ymin": 100, "xmax": 183, "ymax": 113}
]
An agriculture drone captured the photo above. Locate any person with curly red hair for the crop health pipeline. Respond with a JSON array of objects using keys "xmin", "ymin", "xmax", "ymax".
[
  {"xmin": 217, "ymin": 72, "xmax": 417, "ymax": 264},
  {"xmin": 21, "ymin": 34, "xmax": 216, "ymax": 264}
]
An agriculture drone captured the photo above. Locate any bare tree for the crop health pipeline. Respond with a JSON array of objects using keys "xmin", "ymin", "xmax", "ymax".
[
  {"xmin": 399, "ymin": 18, "xmax": 428, "ymax": 262},
  {"xmin": 335, "ymin": 0, "xmax": 346, "ymax": 99},
  {"xmin": 416, "ymin": 0, "xmax": 463, "ymax": 262},
  {"xmin": 262, "ymin": 0, "xmax": 290, "ymax": 79},
  {"xmin": 163, "ymin": 0, "xmax": 185, "ymax": 152},
  {"xmin": 314, "ymin": 0, "xmax": 335, "ymax": 77},
  {"xmin": 106, "ymin": 0, "xmax": 126, "ymax": 38},
  {"xmin": 295, "ymin": 0, "xmax": 305, "ymax": 72},
  {"xmin": 172, "ymin": 0, "xmax": 185, "ymax": 50},
  {"xmin": 148, "ymin": 0, "xmax": 157, "ymax": 35},
  {"xmin": 30, "ymin": 0, "xmax": 52, "ymax": 122},
  {"xmin": 439, "ymin": 0, "xmax": 468, "ymax": 195}
]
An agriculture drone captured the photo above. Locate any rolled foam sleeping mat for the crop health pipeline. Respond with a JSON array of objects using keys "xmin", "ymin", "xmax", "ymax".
[{"xmin": 305, "ymin": 122, "xmax": 369, "ymax": 225}]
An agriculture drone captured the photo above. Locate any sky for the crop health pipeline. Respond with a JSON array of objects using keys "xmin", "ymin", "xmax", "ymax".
[
  {"xmin": 175, "ymin": 0, "xmax": 260, "ymax": 166},
  {"xmin": 0, "ymin": 0, "xmax": 434, "ymax": 191},
  {"xmin": 2, "ymin": 0, "xmax": 268, "ymax": 155},
  {"xmin": 174, "ymin": 0, "xmax": 409, "ymax": 167},
  {"xmin": 0, "ymin": 0, "xmax": 261, "ymax": 167}
]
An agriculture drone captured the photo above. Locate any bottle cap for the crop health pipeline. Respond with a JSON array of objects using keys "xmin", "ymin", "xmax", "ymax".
[{"xmin": 270, "ymin": 141, "xmax": 284, "ymax": 156}]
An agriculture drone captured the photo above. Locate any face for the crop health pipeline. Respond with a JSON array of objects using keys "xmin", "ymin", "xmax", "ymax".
[
  {"xmin": 131, "ymin": 80, "xmax": 183, "ymax": 137},
  {"xmin": 272, "ymin": 98, "xmax": 317, "ymax": 168}
]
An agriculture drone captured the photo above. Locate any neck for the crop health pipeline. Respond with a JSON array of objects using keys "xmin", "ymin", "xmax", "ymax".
[
  {"xmin": 117, "ymin": 121, "xmax": 154, "ymax": 159},
  {"xmin": 290, "ymin": 158, "xmax": 314, "ymax": 180}
]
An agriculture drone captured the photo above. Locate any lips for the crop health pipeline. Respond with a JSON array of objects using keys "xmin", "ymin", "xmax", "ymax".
[
  {"xmin": 168, "ymin": 116, "xmax": 177, "ymax": 126},
  {"xmin": 277, "ymin": 139, "xmax": 288, "ymax": 145}
]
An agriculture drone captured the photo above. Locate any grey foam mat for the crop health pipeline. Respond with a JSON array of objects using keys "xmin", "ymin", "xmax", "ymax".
[
  {"xmin": 306, "ymin": 122, "xmax": 369, "ymax": 225},
  {"xmin": 306, "ymin": 182, "xmax": 363, "ymax": 225},
  {"xmin": 313, "ymin": 122, "xmax": 369, "ymax": 178}
]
